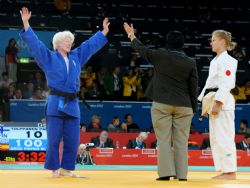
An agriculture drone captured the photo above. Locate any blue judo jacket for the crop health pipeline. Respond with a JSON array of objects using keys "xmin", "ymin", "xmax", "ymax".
[{"xmin": 20, "ymin": 27, "xmax": 108, "ymax": 118}]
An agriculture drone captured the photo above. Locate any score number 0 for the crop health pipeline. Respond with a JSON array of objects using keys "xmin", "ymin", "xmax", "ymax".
[{"xmin": 16, "ymin": 131, "xmax": 43, "ymax": 147}]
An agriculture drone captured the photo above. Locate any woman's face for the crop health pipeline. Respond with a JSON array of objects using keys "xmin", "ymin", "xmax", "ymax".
[
  {"xmin": 210, "ymin": 35, "xmax": 226, "ymax": 53},
  {"xmin": 58, "ymin": 36, "xmax": 73, "ymax": 53},
  {"xmin": 114, "ymin": 119, "xmax": 120, "ymax": 125},
  {"xmin": 93, "ymin": 117, "xmax": 100, "ymax": 124},
  {"xmin": 10, "ymin": 40, "xmax": 16, "ymax": 47}
]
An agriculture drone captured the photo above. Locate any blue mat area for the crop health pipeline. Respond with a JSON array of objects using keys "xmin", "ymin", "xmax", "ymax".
[{"xmin": 1, "ymin": 164, "xmax": 250, "ymax": 171}]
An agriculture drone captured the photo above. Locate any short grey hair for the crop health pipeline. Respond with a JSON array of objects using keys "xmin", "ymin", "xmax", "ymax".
[
  {"xmin": 79, "ymin": 144, "xmax": 86, "ymax": 150},
  {"xmin": 138, "ymin": 132, "xmax": 148, "ymax": 140},
  {"xmin": 52, "ymin": 30, "xmax": 74, "ymax": 50}
]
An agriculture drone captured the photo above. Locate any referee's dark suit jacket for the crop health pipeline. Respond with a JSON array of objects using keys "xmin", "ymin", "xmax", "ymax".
[{"xmin": 131, "ymin": 38, "xmax": 198, "ymax": 112}]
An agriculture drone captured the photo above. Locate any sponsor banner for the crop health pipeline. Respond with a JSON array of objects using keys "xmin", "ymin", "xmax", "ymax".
[{"xmin": 90, "ymin": 149, "xmax": 250, "ymax": 166}]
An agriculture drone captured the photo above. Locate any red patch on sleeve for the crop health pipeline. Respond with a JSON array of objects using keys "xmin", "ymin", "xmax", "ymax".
[{"xmin": 225, "ymin": 70, "xmax": 231, "ymax": 76}]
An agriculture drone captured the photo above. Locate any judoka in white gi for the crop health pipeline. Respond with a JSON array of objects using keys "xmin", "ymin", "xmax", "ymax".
[
  {"xmin": 198, "ymin": 30, "xmax": 237, "ymax": 180},
  {"xmin": 20, "ymin": 7, "xmax": 109, "ymax": 178}
]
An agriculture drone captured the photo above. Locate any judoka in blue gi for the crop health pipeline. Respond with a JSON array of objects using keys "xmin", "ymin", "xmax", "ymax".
[{"xmin": 19, "ymin": 7, "xmax": 109, "ymax": 178}]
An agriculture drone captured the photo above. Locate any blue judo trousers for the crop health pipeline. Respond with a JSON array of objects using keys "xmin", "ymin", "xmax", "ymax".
[{"xmin": 20, "ymin": 27, "xmax": 107, "ymax": 170}]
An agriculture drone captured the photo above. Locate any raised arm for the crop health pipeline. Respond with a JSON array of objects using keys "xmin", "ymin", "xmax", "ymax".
[
  {"xmin": 19, "ymin": 7, "xmax": 51, "ymax": 70},
  {"xmin": 75, "ymin": 18, "xmax": 109, "ymax": 67},
  {"xmin": 123, "ymin": 22, "xmax": 157, "ymax": 64}
]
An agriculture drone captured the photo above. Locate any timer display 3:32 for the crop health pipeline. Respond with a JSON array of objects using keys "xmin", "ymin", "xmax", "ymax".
[
  {"xmin": 17, "ymin": 151, "xmax": 46, "ymax": 162},
  {"xmin": 0, "ymin": 151, "xmax": 46, "ymax": 162}
]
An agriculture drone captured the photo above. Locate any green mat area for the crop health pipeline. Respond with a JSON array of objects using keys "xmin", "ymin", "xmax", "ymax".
[{"xmin": 0, "ymin": 164, "xmax": 250, "ymax": 172}]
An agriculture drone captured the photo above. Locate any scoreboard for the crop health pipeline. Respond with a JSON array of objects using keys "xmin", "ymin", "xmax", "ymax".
[{"xmin": 0, "ymin": 122, "xmax": 47, "ymax": 162}]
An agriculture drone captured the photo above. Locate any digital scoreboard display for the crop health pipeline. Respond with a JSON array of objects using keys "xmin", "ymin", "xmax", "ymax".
[
  {"xmin": 0, "ymin": 122, "xmax": 47, "ymax": 151},
  {"xmin": 0, "ymin": 151, "xmax": 46, "ymax": 162}
]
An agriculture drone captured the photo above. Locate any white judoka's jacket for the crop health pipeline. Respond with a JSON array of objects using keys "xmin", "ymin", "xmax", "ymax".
[{"xmin": 198, "ymin": 51, "xmax": 238, "ymax": 111}]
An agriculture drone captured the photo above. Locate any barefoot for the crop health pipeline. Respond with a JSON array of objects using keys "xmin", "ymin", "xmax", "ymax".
[
  {"xmin": 212, "ymin": 173, "xmax": 224, "ymax": 179},
  {"xmin": 212, "ymin": 172, "xmax": 236, "ymax": 180},
  {"xmin": 52, "ymin": 170, "xmax": 60, "ymax": 178},
  {"xmin": 59, "ymin": 168, "xmax": 86, "ymax": 178}
]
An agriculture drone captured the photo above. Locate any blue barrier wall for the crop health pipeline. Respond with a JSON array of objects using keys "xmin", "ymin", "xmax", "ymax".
[
  {"xmin": 9, "ymin": 100, "xmax": 250, "ymax": 133},
  {"xmin": 0, "ymin": 29, "xmax": 55, "ymax": 57}
]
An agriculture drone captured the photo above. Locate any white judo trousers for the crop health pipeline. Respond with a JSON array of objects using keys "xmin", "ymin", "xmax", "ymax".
[
  {"xmin": 198, "ymin": 51, "xmax": 238, "ymax": 173},
  {"xmin": 209, "ymin": 110, "xmax": 237, "ymax": 172}
]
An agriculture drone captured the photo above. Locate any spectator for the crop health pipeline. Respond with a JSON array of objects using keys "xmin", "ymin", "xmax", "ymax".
[
  {"xmin": 122, "ymin": 68, "xmax": 141, "ymax": 101},
  {"xmin": 120, "ymin": 123, "xmax": 128, "ymax": 132},
  {"xmin": 231, "ymin": 85, "xmax": 247, "ymax": 103},
  {"xmin": 2, "ymin": 84, "xmax": 15, "ymax": 103},
  {"xmin": 91, "ymin": 130, "xmax": 114, "ymax": 148},
  {"xmin": 127, "ymin": 132, "xmax": 148, "ymax": 149},
  {"xmin": 40, "ymin": 116, "xmax": 46, "ymax": 125},
  {"xmin": 82, "ymin": 66, "xmax": 96, "ymax": 89},
  {"xmin": 108, "ymin": 116, "xmax": 121, "ymax": 131},
  {"xmin": 236, "ymin": 134, "xmax": 250, "ymax": 150},
  {"xmin": 33, "ymin": 71, "xmax": 45, "ymax": 89},
  {"xmin": 129, "ymin": 54, "xmax": 139, "ymax": 67},
  {"xmin": 23, "ymin": 82, "xmax": 34, "ymax": 99},
  {"xmin": 200, "ymin": 137, "xmax": 211, "ymax": 150},
  {"xmin": 121, "ymin": 113, "xmax": 140, "ymax": 132},
  {"xmin": 134, "ymin": 67, "xmax": 144, "ymax": 101},
  {"xmin": 88, "ymin": 114, "xmax": 102, "ymax": 131},
  {"xmin": 42, "ymin": 83, "xmax": 49, "ymax": 99},
  {"xmin": 242, "ymin": 81, "xmax": 250, "ymax": 102},
  {"xmin": 103, "ymin": 66, "xmax": 122, "ymax": 100},
  {"xmin": 238, "ymin": 119, "xmax": 250, "ymax": 134},
  {"xmin": 2, "ymin": 84, "xmax": 15, "ymax": 121},
  {"xmin": 0, "ymin": 72, "xmax": 14, "ymax": 90},
  {"xmin": 79, "ymin": 86, "xmax": 87, "ymax": 100},
  {"xmin": 86, "ymin": 81, "xmax": 102, "ymax": 100},
  {"xmin": 13, "ymin": 89, "xmax": 23, "ymax": 99},
  {"xmin": 5, "ymin": 38, "xmax": 19, "ymax": 82},
  {"xmin": 30, "ymin": 88, "xmax": 45, "ymax": 100},
  {"xmin": 80, "ymin": 123, "xmax": 87, "ymax": 132},
  {"xmin": 97, "ymin": 67, "xmax": 107, "ymax": 95},
  {"xmin": 76, "ymin": 144, "xmax": 92, "ymax": 165}
]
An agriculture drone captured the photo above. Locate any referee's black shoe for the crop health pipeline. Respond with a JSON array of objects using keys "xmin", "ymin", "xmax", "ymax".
[{"xmin": 156, "ymin": 176, "xmax": 177, "ymax": 181}]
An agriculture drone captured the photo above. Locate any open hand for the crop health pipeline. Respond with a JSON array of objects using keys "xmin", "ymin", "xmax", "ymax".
[
  {"xmin": 20, "ymin": 7, "xmax": 31, "ymax": 23},
  {"xmin": 20, "ymin": 7, "xmax": 31, "ymax": 31},
  {"xmin": 123, "ymin": 22, "xmax": 134, "ymax": 35},
  {"xmin": 211, "ymin": 102, "xmax": 222, "ymax": 116},
  {"xmin": 102, "ymin": 18, "xmax": 110, "ymax": 36}
]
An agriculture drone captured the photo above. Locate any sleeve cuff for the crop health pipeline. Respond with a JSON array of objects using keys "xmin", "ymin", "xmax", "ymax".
[
  {"xmin": 97, "ymin": 30, "xmax": 108, "ymax": 42},
  {"xmin": 19, "ymin": 27, "xmax": 32, "ymax": 37}
]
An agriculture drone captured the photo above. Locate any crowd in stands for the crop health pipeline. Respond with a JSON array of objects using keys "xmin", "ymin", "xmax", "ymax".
[
  {"xmin": 1, "ymin": 44, "xmax": 250, "ymax": 121},
  {"xmin": 80, "ymin": 113, "xmax": 140, "ymax": 133}
]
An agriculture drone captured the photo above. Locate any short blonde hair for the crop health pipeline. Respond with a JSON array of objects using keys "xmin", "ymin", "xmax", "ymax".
[
  {"xmin": 212, "ymin": 30, "xmax": 237, "ymax": 51},
  {"xmin": 52, "ymin": 30, "xmax": 74, "ymax": 50}
]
